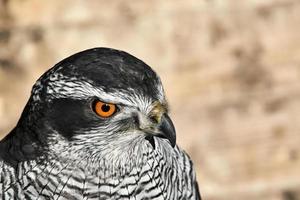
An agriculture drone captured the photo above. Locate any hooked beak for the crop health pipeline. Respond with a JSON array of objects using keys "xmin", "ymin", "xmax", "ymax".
[
  {"xmin": 138, "ymin": 102, "xmax": 176, "ymax": 148},
  {"xmin": 157, "ymin": 114, "xmax": 176, "ymax": 147}
]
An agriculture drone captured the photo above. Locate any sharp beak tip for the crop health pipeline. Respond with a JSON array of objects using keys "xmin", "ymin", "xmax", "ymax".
[{"xmin": 158, "ymin": 114, "xmax": 176, "ymax": 148}]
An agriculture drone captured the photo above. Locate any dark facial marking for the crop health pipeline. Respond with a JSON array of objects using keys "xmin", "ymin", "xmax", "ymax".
[{"xmin": 46, "ymin": 98, "xmax": 102, "ymax": 139}]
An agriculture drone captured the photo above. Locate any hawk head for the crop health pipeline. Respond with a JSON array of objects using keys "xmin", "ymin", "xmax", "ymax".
[{"xmin": 2, "ymin": 48, "xmax": 176, "ymax": 171}]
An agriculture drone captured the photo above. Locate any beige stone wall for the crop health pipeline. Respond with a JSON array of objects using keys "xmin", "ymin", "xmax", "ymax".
[{"xmin": 1, "ymin": 0, "xmax": 300, "ymax": 199}]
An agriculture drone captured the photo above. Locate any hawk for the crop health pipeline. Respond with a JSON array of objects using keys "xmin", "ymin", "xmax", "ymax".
[{"xmin": 0, "ymin": 48, "xmax": 201, "ymax": 199}]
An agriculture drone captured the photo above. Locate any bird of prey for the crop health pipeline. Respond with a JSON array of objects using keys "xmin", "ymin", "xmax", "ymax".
[{"xmin": 0, "ymin": 48, "xmax": 201, "ymax": 199}]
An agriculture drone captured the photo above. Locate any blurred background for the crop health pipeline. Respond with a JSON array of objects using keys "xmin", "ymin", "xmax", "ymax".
[{"xmin": 1, "ymin": 0, "xmax": 300, "ymax": 199}]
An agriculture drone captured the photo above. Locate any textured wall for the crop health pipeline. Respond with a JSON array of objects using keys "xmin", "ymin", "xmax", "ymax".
[{"xmin": 1, "ymin": 0, "xmax": 300, "ymax": 199}]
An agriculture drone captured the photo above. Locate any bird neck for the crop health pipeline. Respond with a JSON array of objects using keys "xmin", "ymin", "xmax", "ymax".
[
  {"xmin": 44, "ymin": 135, "xmax": 176, "ymax": 178},
  {"xmin": 0, "ymin": 125, "xmax": 45, "ymax": 168},
  {"xmin": 0, "ymin": 100, "xmax": 48, "ymax": 168}
]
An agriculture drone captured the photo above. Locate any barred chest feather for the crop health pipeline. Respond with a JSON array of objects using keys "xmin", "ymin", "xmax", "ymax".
[{"xmin": 0, "ymin": 144, "xmax": 198, "ymax": 200}]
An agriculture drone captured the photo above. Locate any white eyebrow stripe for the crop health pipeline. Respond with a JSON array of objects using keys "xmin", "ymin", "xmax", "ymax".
[{"xmin": 46, "ymin": 79, "xmax": 156, "ymax": 112}]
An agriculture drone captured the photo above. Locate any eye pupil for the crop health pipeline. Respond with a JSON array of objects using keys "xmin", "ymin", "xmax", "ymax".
[
  {"xmin": 101, "ymin": 104, "xmax": 111, "ymax": 112},
  {"xmin": 93, "ymin": 100, "xmax": 117, "ymax": 118}
]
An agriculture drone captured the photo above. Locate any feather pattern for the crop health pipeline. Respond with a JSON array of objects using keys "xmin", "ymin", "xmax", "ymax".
[
  {"xmin": 0, "ymin": 48, "xmax": 201, "ymax": 199},
  {"xmin": 1, "ymin": 140, "xmax": 200, "ymax": 199}
]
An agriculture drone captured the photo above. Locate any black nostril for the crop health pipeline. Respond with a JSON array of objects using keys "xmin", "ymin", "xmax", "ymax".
[{"xmin": 149, "ymin": 115, "xmax": 158, "ymax": 124}]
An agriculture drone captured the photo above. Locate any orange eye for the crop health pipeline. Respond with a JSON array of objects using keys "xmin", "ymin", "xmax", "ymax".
[{"xmin": 93, "ymin": 100, "xmax": 117, "ymax": 118}]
